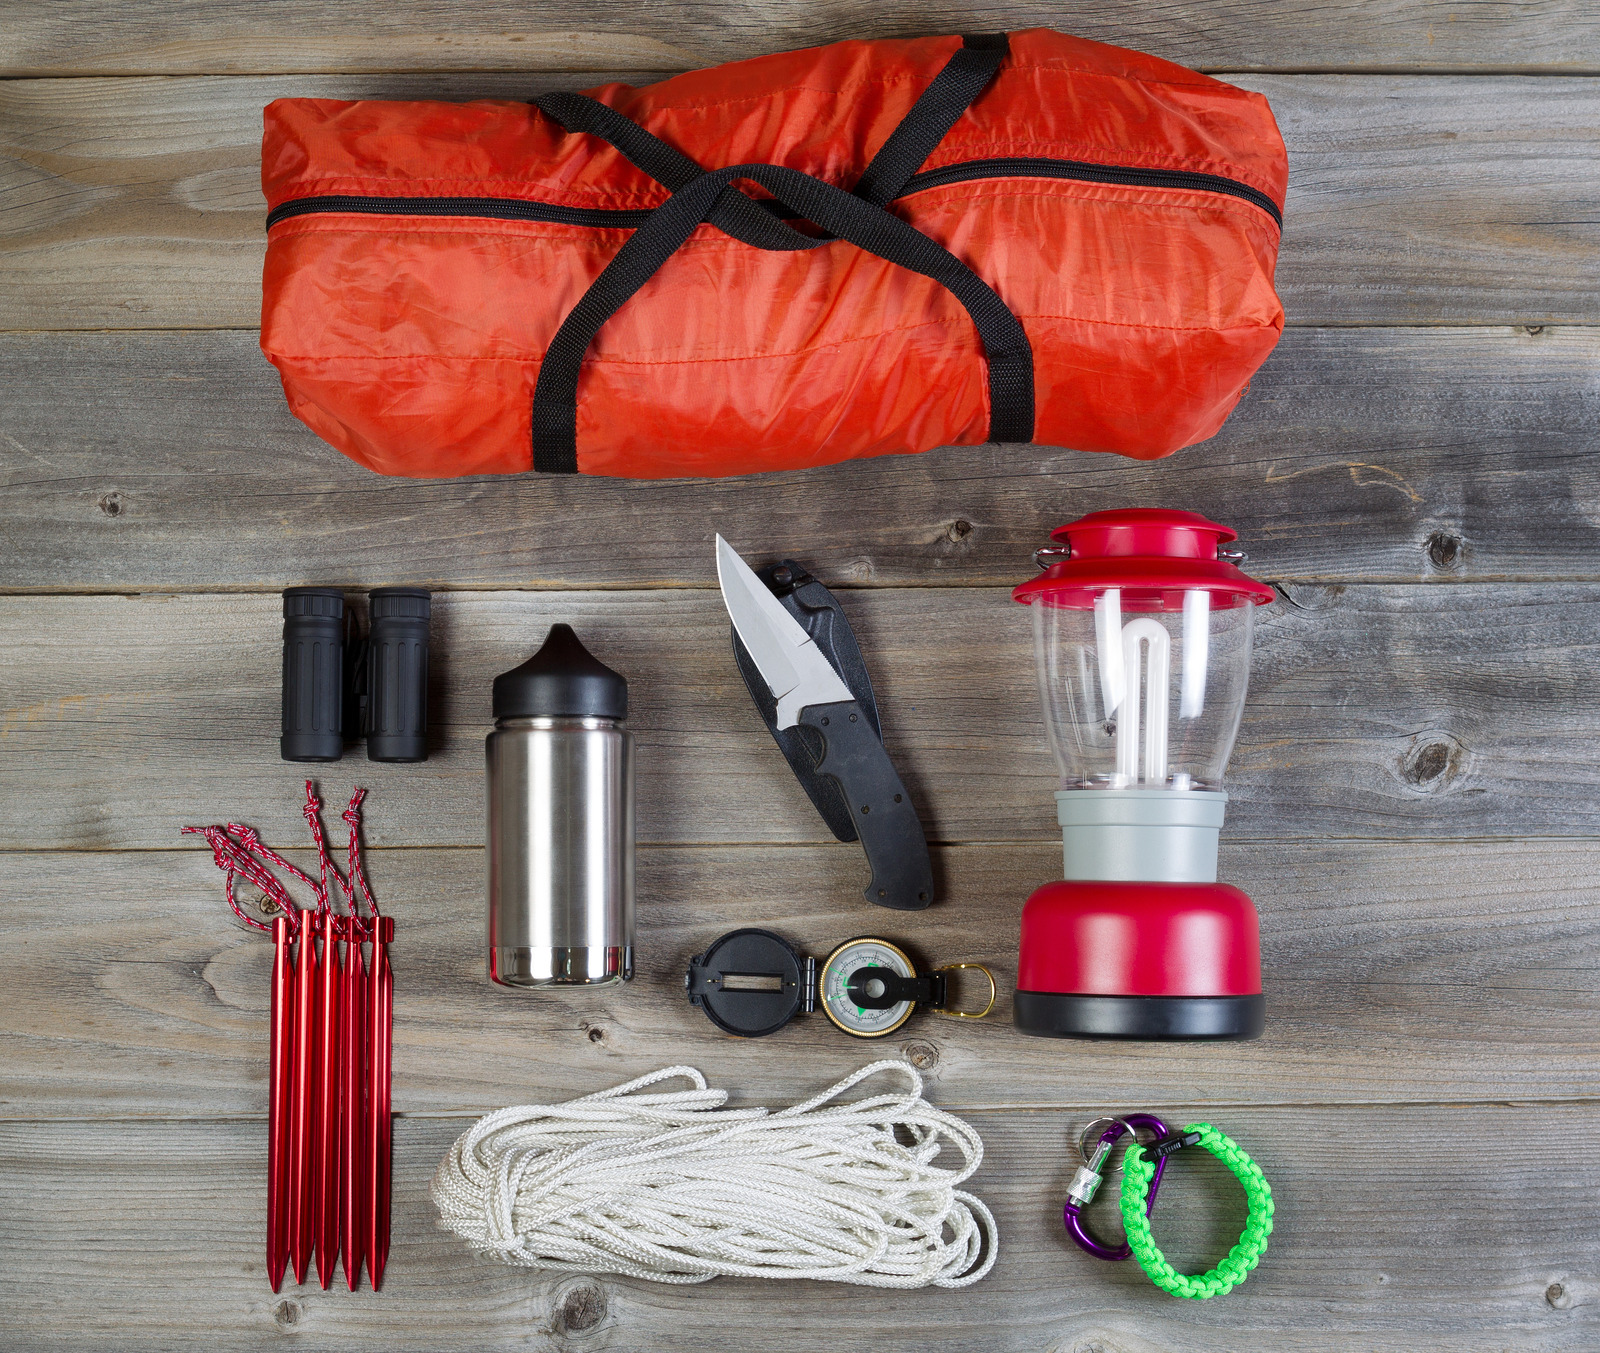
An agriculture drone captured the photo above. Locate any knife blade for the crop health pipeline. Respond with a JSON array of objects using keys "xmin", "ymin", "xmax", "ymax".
[
  {"xmin": 716, "ymin": 536, "xmax": 933, "ymax": 910},
  {"xmin": 728, "ymin": 559, "xmax": 881, "ymax": 843},
  {"xmin": 716, "ymin": 536, "xmax": 852, "ymax": 728}
]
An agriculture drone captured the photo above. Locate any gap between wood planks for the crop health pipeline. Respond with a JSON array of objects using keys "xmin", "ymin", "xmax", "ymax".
[
  {"xmin": 8, "ymin": 832, "xmax": 1600, "ymax": 853},
  {"xmin": 2, "ymin": 579, "xmax": 1587, "ymax": 596},
  {"xmin": 6, "ymin": 575, "xmax": 1600, "ymax": 597},
  {"xmin": 2, "ymin": 1096, "xmax": 1596, "ymax": 1125},
  {"xmin": 3, "ymin": 65, "xmax": 1599, "ymax": 77}
]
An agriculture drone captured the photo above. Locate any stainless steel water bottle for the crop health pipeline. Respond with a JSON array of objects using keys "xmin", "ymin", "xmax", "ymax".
[{"xmin": 486, "ymin": 625, "xmax": 634, "ymax": 987}]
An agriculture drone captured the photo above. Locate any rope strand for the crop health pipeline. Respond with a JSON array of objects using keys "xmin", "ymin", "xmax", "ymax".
[
  {"xmin": 431, "ymin": 1061, "xmax": 997, "ymax": 1288},
  {"xmin": 341, "ymin": 787, "xmax": 379, "ymax": 918},
  {"xmin": 300, "ymin": 781, "xmax": 334, "ymax": 918},
  {"xmin": 180, "ymin": 824, "xmax": 299, "ymax": 931},
  {"xmin": 184, "ymin": 782, "xmax": 374, "ymax": 932}
]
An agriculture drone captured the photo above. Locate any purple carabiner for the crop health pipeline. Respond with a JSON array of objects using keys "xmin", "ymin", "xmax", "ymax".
[{"xmin": 1064, "ymin": 1112, "xmax": 1171, "ymax": 1260}]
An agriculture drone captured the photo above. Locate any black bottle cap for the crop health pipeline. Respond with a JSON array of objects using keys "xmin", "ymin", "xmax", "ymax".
[{"xmin": 493, "ymin": 624, "xmax": 627, "ymax": 720}]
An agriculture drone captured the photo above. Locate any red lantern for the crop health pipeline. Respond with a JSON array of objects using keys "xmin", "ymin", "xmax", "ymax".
[{"xmin": 1012, "ymin": 510, "xmax": 1275, "ymax": 1039}]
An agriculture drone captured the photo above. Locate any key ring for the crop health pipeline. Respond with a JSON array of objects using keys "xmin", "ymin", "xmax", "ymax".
[
  {"xmin": 929, "ymin": 963, "xmax": 997, "ymax": 1020},
  {"xmin": 1063, "ymin": 1112, "xmax": 1172, "ymax": 1260}
]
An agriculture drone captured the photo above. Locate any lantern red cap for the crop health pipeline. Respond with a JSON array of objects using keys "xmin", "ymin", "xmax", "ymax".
[{"xmin": 1013, "ymin": 508, "xmax": 1276, "ymax": 611}]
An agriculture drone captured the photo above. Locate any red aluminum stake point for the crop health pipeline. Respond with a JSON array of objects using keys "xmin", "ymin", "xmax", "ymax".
[
  {"xmin": 289, "ymin": 906, "xmax": 318, "ymax": 1286},
  {"xmin": 267, "ymin": 915, "xmax": 295, "ymax": 1293},
  {"xmin": 341, "ymin": 923, "xmax": 368, "ymax": 1290},
  {"xmin": 315, "ymin": 910, "xmax": 344, "ymax": 1288},
  {"xmin": 367, "ymin": 916, "xmax": 394, "ymax": 1290}
]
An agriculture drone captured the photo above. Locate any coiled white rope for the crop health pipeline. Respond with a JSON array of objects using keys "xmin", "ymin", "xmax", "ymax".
[{"xmin": 430, "ymin": 1059, "xmax": 997, "ymax": 1288}]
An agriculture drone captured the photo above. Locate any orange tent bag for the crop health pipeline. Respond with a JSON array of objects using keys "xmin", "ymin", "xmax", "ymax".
[{"xmin": 261, "ymin": 29, "xmax": 1285, "ymax": 480}]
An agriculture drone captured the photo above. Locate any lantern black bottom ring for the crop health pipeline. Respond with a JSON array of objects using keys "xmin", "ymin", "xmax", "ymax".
[{"xmin": 1013, "ymin": 990, "xmax": 1264, "ymax": 1041}]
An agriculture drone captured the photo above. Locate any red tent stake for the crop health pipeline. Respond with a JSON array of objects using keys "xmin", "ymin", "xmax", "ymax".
[
  {"xmin": 315, "ymin": 910, "xmax": 345, "ymax": 1289},
  {"xmin": 342, "ymin": 927, "xmax": 369, "ymax": 1290},
  {"xmin": 366, "ymin": 916, "xmax": 394, "ymax": 1290},
  {"xmin": 289, "ymin": 908, "xmax": 318, "ymax": 1286},
  {"xmin": 267, "ymin": 916, "xmax": 295, "ymax": 1292}
]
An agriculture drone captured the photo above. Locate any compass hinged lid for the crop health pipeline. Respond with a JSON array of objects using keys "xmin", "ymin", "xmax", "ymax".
[{"xmin": 685, "ymin": 928, "xmax": 814, "ymax": 1038}]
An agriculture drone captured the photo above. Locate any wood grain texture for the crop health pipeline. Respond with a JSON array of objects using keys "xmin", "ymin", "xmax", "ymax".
[
  {"xmin": 3, "ymin": 326, "xmax": 1597, "ymax": 590},
  {"xmin": 0, "ymin": 584, "xmax": 1593, "ymax": 850},
  {"xmin": 2, "ymin": 839, "xmax": 1597, "ymax": 1116},
  {"xmin": 1234, "ymin": 72, "xmax": 1600, "ymax": 325},
  {"xmin": 4, "ymin": 74, "xmax": 1599, "ymax": 329},
  {"xmin": 3, "ymin": 0, "xmax": 1598, "ymax": 76},
  {"xmin": 1, "ymin": 1103, "xmax": 1595, "ymax": 1351},
  {"xmin": 2, "ymin": 3, "xmax": 1597, "ymax": 1349}
]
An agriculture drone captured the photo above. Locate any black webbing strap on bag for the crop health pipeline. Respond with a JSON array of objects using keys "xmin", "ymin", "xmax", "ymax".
[
  {"xmin": 532, "ymin": 161, "xmax": 1033, "ymax": 471},
  {"xmin": 852, "ymin": 34, "xmax": 1009, "ymax": 205},
  {"xmin": 531, "ymin": 34, "xmax": 1028, "ymax": 472},
  {"xmin": 534, "ymin": 92, "xmax": 820, "ymax": 253},
  {"xmin": 536, "ymin": 34, "xmax": 1007, "ymax": 247}
]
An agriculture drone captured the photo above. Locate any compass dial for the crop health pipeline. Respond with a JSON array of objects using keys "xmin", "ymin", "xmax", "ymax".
[{"xmin": 818, "ymin": 938, "xmax": 917, "ymax": 1038}]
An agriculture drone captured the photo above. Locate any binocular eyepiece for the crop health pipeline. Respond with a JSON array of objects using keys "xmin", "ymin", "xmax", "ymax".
[{"xmin": 280, "ymin": 586, "xmax": 431, "ymax": 763}]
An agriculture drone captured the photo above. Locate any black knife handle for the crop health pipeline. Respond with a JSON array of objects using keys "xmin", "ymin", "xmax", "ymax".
[{"xmin": 797, "ymin": 701, "xmax": 934, "ymax": 910}]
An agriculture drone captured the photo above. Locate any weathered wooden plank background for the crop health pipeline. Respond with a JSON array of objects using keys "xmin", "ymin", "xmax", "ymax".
[
  {"xmin": 0, "ymin": 586, "xmax": 1592, "ymax": 846},
  {"xmin": 4, "ymin": 840, "xmax": 1597, "ymax": 1116},
  {"xmin": 4, "ymin": 0, "xmax": 1598, "ymax": 74},
  {"xmin": 1, "ymin": 2, "xmax": 1596, "ymax": 1349}
]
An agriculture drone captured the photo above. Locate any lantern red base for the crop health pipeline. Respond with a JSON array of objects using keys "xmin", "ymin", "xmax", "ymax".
[{"xmin": 1014, "ymin": 878, "xmax": 1263, "ymax": 1041}]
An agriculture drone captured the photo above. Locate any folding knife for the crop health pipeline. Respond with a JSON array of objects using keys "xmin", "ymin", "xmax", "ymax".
[{"xmin": 716, "ymin": 535, "xmax": 934, "ymax": 910}]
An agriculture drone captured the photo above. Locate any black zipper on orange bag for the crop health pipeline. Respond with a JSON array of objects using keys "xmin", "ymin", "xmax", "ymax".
[
  {"xmin": 264, "ymin": 156, "xmax": 1282, "ymax": 231},
  {"xmin": 900, "ymin": 156, "xmax": 1282, "ymax": 226},
  {"xmin": 264, "ymin": 195, "xmax": 657, "ymax": 229}
]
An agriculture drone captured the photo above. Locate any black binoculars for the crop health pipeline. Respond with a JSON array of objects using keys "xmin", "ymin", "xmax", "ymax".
[{"xmin": 280, "ymin": 587, "xmax": 431, "ymax": 763}]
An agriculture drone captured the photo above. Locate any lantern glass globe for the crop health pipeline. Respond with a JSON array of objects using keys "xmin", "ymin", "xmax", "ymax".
[{"xmin": 1028, "ymin": 588, "xmax": 1256, "ymax": 792}]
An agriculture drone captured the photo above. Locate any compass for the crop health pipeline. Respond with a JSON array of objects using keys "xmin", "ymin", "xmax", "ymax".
[
  {"xmin": 686, "ymin": 929, "xmax": 996, "ymax": 1040},
  {"xmin": 818, "ymin": 937, "xmax": 920, "ymax": 1037}
]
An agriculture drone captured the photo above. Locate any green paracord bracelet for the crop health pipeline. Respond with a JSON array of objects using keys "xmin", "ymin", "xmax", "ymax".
[{"xmin": 1119, "ymin": 1122, "xmax": 1274, "ymax": 1299}]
